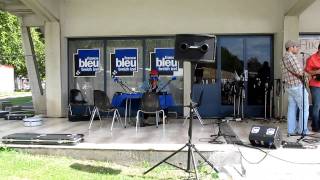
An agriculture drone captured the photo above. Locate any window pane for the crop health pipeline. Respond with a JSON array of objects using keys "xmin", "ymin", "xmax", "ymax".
[
  {"xmin": 106, "ymin": 40, "xmax": 143, "ymax": 99},
  {"xmin": 68, "ymin": 40, "xmax": 104, "ymax": 104},
  {"xmin": 246, "ymin": 37, "xmax": 271, "ymax": 105},
  {"xmin": 145, "ymin": 38, "xmax": 183, "ymax": 105},
  {"xmin": 220, "ymin": 37, "xmax": 244, "ymax": 105}
]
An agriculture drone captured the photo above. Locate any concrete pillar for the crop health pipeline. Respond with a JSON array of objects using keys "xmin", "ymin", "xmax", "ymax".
[
  {"xmin": 273, "ymin": 32, "xmax": 284, "ymax": 118},
  {"xmin": 20, "ymin": 22, "xmax": 46, "ymax": 114},
  {"xmin": 284, "ymin": 16, "xmax": 300, "ymax": 44},
  {"xmin": 281, "ymin": 15, "xmax": 300, "ymax": 118},
  {"xmin": 183, "ymin": 61, "xmax": 191, "ymax": 117},
  {"xmin": 45, "ymin": 21, "xmax": 62, "ymax": 117}
]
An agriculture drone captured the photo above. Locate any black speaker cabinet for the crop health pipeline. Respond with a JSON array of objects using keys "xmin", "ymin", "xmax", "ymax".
[
  {"xmin": 249, "ymin": 125, "xmax": 282, "ymax": 149},
  {"xmin": 174, "ymin": 34, "xmax": 216, "ymax": 63}
]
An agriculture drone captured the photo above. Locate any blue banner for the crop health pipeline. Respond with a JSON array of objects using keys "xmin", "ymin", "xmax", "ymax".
[
  {"xmin": 110, "ymin": 48, "xmax": 138, "ymax": 76},
  {"xmin": 74, "ymin": 49, "xmax": 100, "ymax": 77},
  {"xmin": 150, "ymin": 48, "xmax": 178, "ymax": 76}
]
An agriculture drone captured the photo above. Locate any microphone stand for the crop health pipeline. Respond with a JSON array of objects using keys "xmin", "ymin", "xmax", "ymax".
[
  {"xmin": 297, "ymin": 52, "xmax": 310, "ymax": 142},
  {"xmin": 119, "ymin": 79, "xmax": 134, "ymax": 93},
  {"xmin": 157, "ymin": 78, "xmax": 175, "ymax": 93},
  {"xmin": 114, "ymin": 77, "xmax": 134, "ymax": 93}
]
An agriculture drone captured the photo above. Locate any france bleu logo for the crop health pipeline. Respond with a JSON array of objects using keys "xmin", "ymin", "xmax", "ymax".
[
  {"xmin": 110, "ymin": 48, "xmax": 138, "ymax": 77},
  {"xmin": 150, "ymin": 48, "xmax": 178, "ymax": 76},
  {"xmin": 74, "ymin": 49, "xmax": 100, "ymax": 77}
]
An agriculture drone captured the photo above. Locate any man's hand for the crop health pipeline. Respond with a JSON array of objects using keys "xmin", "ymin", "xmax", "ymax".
[
  {"xmin": 315, "ymin": 69, "xmax": 320, "ymax": 74},
  {"xmin": 306, "ymin": 69, "xmax": 320, "ymax": 76}
]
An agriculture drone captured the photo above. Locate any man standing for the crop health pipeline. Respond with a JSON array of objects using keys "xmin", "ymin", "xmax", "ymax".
[
  {"xmin": 305, "ymin": 44, "xmax": 320, "ymax": 132},
  {"xmin": 281, "ymin": 40, "xmax": 309, "ymax": 136}
]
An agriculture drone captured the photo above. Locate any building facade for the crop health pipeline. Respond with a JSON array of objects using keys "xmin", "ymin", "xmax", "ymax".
[{"xmin": 1, "ymin": 0, "xmax": 319, "ymax": 117}]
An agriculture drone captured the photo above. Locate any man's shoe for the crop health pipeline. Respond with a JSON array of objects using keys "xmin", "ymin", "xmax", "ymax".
[
  {"xmin": 303, "ymin": 131, "xmax": 315, "ymax": 136},
  {"xmin": 287, "ymin": 132, "xmax": 299, "ymax": 137}
]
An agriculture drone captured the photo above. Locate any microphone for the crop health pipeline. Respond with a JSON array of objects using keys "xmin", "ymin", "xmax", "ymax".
[
  {"xmin": 112, "ymin": 77, "xmax": 119, "ymax": 82},
  {"xmin": 300, "ymin": 52, "xmax": 310, "ymax": 55},
  {"xmin": 111, "ymin": 70, "xmax": 118, "ymax": 78}
]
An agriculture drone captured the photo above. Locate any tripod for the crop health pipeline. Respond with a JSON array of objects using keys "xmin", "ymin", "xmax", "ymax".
[
  {"xmin": 144, "ymin": 65, "xmax": 218, "ymax": 180},
  {"xmin": 209, "ymin": 119, "xmax": 235, "ymax": 144}
]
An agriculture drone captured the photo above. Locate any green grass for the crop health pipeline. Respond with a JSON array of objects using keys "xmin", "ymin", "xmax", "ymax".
[
  {"xmin": 0, "ymin": 148, "xmax": 219, "ymax": 180},
  {"xmin": 5, "ymin": 96, "xmax": 32, "ymax": 106}
]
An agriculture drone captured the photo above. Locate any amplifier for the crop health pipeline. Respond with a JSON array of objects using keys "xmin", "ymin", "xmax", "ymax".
[{"xmin": 249, "ymin": 125, "xmax": 282, "ymax": 149}]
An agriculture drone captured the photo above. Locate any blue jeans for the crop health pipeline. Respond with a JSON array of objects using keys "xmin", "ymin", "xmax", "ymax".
[
  {"xmin": 286, "ymin": 85, "xmax": 309, "ymax": 134},
  {"xmin": 311, "ymin": 87, "xmax": 320, "ymax": 131}
]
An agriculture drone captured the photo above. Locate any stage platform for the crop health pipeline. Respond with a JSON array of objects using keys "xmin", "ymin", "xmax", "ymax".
[{"xmin": 1, "ymin": 117, "xmax": 320, "ymax": 179}]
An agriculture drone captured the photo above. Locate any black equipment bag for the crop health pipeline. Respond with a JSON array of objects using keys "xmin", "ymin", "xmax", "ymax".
[
  {"xmin": 68, "ymin": 114, "xmax": 91, "ymax": 122},
  {"xmin": 68, "ymin": 105, "xmax": 92, "ymax": 121},
  {"xmin": 2, "ymin": 133, "xmax": 84, "ymax": 145},
  {"xmin": 0, "ymin": 111, "xmax": 9, "ymax": 118},
  {"xmin": 4, "ymin": 114, "xmax": 33, "ymax": 120}
]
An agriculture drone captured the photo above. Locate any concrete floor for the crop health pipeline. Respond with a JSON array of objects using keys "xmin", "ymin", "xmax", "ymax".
[
  {"xmin": 1, "ymin": 116, "xmax": 320, "ymax": 148},
  {"xmin": 1, "ymin": 117, "xmax": 320, "ymax": 179},
  {"xmin": 0, "ymin": 117, "xmax": 216, "ymax": 145}
]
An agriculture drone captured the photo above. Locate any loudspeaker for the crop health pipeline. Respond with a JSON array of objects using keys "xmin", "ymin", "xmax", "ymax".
[
  {"xmin": 174, "ymin": 34, "xmax": 216, "ymax": 63},
  {"xmin": 249, "ymin": 125, "xmax": 282, "ymax": 149}
]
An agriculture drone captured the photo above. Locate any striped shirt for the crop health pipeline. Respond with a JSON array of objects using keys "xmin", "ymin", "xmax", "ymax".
[{"xmin": 281, "ymin": 51, "xmax": 304, "ymax": 88}]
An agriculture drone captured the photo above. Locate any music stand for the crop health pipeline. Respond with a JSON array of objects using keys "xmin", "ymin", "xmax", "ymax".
[
  {"xmin": 144, "ymin": 34, "xmax": 218, "ymax": 179},
  {"xmin": 209, "ymin": 119, "xmax": 236, "ymax": 144}
]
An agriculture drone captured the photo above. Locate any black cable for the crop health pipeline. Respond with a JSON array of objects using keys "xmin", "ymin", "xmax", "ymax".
[
  {"xmin": 302, "ymin": 138, "xmax": 320, "ymax": 144},
  {"xmin": 237, "ymin": 146, "xmax": 269, "ymax": 164},
  {"xmin": 235, "ymin": 143, "xmax": 320, "ymax": 165}
]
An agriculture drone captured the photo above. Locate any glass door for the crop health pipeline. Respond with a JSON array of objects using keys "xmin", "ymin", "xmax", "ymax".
[{"xmin": 197, "ymin": 35, "xmax": 273, "ymax": 118}]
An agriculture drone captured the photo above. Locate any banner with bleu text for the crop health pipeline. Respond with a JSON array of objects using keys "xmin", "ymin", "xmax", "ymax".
[
  {"xmin": 74, "ymin": 49, "xmax": 100, "ymax": 77},
  {"xmin": 110, "ymin": 48, "xmax": 138, "ymax": 77},
  {"xmin": 150, "ymin": 48, "xmax": 178, "ymax": 76}
]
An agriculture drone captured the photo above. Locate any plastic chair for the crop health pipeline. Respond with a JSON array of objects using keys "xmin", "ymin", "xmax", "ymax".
[
  {"xmin": 136, "ymin": 92, "xmax": 165, "ymax": 132},
  {"xmin": 88, "ymin": 90, "xmax": 123, "ymax": 131}
]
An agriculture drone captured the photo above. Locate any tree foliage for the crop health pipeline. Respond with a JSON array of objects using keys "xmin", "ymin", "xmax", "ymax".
[{"xmin": 0, "ymin": 11, "xmax": 45, "ymax": 80}]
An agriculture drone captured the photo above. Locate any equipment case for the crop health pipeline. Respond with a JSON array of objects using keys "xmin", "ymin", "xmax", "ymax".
[
  {"xmin": 4, "ymin": 114, "xmax": 33, "ymax": 120},
  {"xmin": 2, "ymin": 133, "xmax": 84, "ymax": 145}
]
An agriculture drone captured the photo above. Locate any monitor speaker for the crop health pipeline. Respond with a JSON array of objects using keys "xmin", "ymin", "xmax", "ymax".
[
  {"xmin": 174, "ymin": 34, "xmax": 216, "ymax": 63},
  {"xmin": 249, "ymin": 125, "xmax": 282, "ymax": 149}
]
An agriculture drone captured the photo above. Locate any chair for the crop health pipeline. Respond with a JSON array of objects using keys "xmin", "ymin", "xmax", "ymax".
[
  {"xmin": 184, "ymin": 90, "xmax": 204, "ymax": 126},
  {"xmin": 88, "ymin": 90, "xmax": 123, "ymax": 131},
  {"xmin": 68, "ymin": 89, "xmax": 90, "ymax": 116},
  {"xmin": 136, "ymin": 92, "xmax": 165, "ymax": 132}
]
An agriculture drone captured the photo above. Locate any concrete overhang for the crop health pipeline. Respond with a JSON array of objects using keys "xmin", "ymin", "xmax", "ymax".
[
  {"xmin": 286, "ymin": 0, "xmax": 316, "ymax": 16},
  {"xmin": 0, "ymin": 0, "xmax": 32, "ymax": 15},
  {"xmin": 0, "ymin": 0, "xmax": 58, "ymax": 22}
]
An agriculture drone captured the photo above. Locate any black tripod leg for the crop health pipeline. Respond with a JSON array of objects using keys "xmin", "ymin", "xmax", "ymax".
[
  {"xmin": 190, "ymin": 147, "xmax": 199, "ymax": 180},
  {"xmin": 192, "ymin": 145, "xmax": 219, "ymax": 173},
  {"xmin": 187, "ymin": 146, "xmax": 191, "ymax": 171},
  {"xmin": 144, "ymin": 144, "xmax": 188, "ymax": 175}
]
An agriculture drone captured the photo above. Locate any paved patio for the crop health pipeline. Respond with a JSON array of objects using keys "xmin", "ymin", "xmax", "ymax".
[{"xmin": 1, "ymin": 117, "xmax": 320, "ymax": 179}]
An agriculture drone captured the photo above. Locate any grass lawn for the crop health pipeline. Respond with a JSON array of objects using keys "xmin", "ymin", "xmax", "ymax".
[
  {"xmin": 0, "ymin": 91, "xmax": 32, "ymax": 106},
  {"xmin": 0, "ymin": 148, "xmax": 219, "ymax": 180},
  {"xmin": 5, "ymin": 96, "xmax": 32, "ymax": 106}
]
